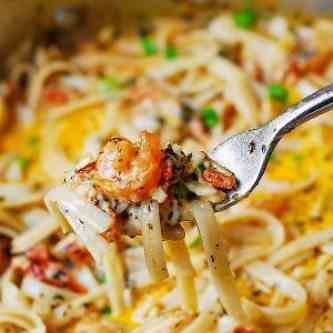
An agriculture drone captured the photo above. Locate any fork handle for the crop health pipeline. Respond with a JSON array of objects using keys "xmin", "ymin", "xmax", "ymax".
[{"xmin": 269, "ymin": 83, "xmax": 333, "ymax": 140}]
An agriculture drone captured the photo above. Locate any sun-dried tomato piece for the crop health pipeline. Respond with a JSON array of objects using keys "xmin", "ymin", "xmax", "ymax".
[
  {"xmin": 223, "ymin": 104, "xmax": 237, "ymax": 131},
  {"xmin": 42, "ymin": 87, "xmax": 69, "ymax": 104},
  {"xmin": 27, "ymin": 244, "xmax": 86, "ymax": 293},
  {"xmin": 202, "ymin": 168, "xmax": 236, "ymax": 190},
  {"xmin": 233, "ymin": 327, "xmax": 255, "ymax": 333},
  {"xmin": 64, "ymin": 242, "xmax": 92, "ymax": 266},
  {"xmin": 0, "ymin": 236, "xmax": 11, "ymax": 274},
  {"xmin": 160, "ymin": 158, "xmax": 174, "ymax": 191},
  {"xmin": 101, "ymin": 219, "xmax": 122, "ymax": 243},
  {"xmin": 76, "ymin": 161, "xmax": 97, "ymax": 174},
  {"xmin": 305, "ymin": 51, "xmax": 333, "ymax": 74},
  {"xmin": 27, "ymin": 243, "xmax": 49, "ymax": 262}
]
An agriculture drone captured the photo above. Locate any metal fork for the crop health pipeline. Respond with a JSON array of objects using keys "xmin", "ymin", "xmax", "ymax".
[{"xmin": 210, "ymin": 83, "xmax": 333, "ymax": 211}]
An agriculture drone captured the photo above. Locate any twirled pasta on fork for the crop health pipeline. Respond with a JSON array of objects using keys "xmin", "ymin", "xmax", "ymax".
[{"xmin": 45, "ymin": 130, "xmax": 247, "ymax": 323}]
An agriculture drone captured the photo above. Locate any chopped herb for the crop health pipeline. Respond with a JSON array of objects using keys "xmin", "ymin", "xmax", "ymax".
[
  {"xmin": 268, "ymin": 84, "xmax": 289, "ymax": 103},
  {"xmin": 165, "ymin": 44, "xmax": 178, "ymax": 60},
  {"xmin": 197, "ymin": 162, "xmax": 206, "ymax": 173},
  {"xmin": 29, "ymin": 136, "xmax": 39, "ymax": 147},
  {"xmin": 141, "ymin": 36, "xmax": 157, "ymax": 56},
  {"xmin": 172, "ymin": 182, "xmax": 191, "ymax": 200},
  {"xmin": 101, "ymin": 305, "xmax": 112, "ymax": 315},
  {"xmin": 233, "ymin": 8, "xmax": 257, "ymax": 29},
  {"xmin": 181, "ymin": 102, "xmax": 194, "ymax": 122},
  {"xmin": 123, "ymin": 77, "xmax": 137, "ymax": 87},
  {"xmin": 201, "ymin": 107, "xmax": 219, "ymax": 129},
  {"xmin": 218, "ymin": 48, "xmax": 226, "ymax": 57},
  {"xmin": 189, "ymin": 236, "xmax": 202, "ymax": 248},
  {"xmin": 16, "ymin": 157, "xmax": 30, "ymax": 170},
  {"xmin": 293, "ymin": 153, "xmax": 304, "ymax": 162},
  {"xmin": 98, "ymin": 76, "xmax": 121, "ymax": 94},
  {"xmin": 97, "ymin": 272, "xmax": 106, "ymax": 284},
  {"xmin": 252, "ymin": 290, "xmax": 261, "ymax": 296},
  {"xmin": 53, "ymin": 294, "xmax": 65, "ymax": 301},
  {"xmin": 194, "ymin": 162, "xmax": 206, "ymax": 177}
]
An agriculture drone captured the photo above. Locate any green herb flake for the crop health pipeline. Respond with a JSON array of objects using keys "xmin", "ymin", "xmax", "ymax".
[
  {"xmin": 101, "ymin": 305, "xmax": 112, "ymax": 315},
  {"xmin": 98, "ymin": 76, "xmax": 121, "ymax": 94},
  {"xmin": 197, "ymin": 162, "xmax": 206, "ymax": 173},
  {"xmin": 233, "ymin": 8, "xmax": 257, "ymax": 29},
  {"xmin": 53, "ymin": 294, "xmax": 65, "ymax": 301},
  {"xmin": 29, "ymin": 136, "xmax": 39, "ymax": 147},
  {"xmin": 293, "ymin": 153, "xmax": 304, "ymax": 162},
  {"xmin": 16, "ymin": 157, "xmax": 30, "ymax": 171},
  {"xmin": 141, "ymin": 36, "xmax": 158, "ymax": 56},
  {"xmin": 172, "ymin": 182, "xmax": 190, "ymax": 200},
  {"xmin": 189, "ymin": 236, "xmax": 202, "ymax": 248},
  {"xmin": 97, "ymin": 272, "xmax": 106, "ymax": 284},
  {"xmin": 165, "ymin": 44, "xmax": 178, "ymax": 60},
  {"xmin": 201, "ymin": 107, "xmax": 219, "ymax": 129},
  {"xmin": 268, "ymin": 84, "xmax": 289, "ymax": 103}
]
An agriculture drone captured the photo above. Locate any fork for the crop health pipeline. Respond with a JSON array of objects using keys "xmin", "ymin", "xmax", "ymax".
[{"xmin": 210, "ymin": 83, "xmax": 333, "ymax": 211}]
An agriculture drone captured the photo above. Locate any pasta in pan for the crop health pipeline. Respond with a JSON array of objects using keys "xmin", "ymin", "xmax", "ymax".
[{"xmin": 1, "ymin": 5, "xmax": 333, "ymax": 333}]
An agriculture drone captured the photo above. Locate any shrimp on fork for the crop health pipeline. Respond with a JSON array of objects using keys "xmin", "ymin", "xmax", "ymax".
[
  {"xmin": 95, "ymin": 131, "xmax": 163, "ymax": 202},
  {"xmin": 45, "ymin": 130, "xmax": 235, "ymax": 280}
]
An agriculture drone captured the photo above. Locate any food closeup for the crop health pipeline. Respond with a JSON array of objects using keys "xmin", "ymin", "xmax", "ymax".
[{"xmin": 2, "ymin": 3, "xmax": 333, "ymax": 333}]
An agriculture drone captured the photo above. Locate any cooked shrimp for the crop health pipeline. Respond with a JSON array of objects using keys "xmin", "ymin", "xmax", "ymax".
[{"xmin": 96, "ymin": 131, "xmax": 162, "ymax": 202}]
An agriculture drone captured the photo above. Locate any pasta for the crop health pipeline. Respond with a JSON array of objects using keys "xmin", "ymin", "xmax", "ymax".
[
  {"xmin": 0, "ymin": 307, "xmax": 45, "ymax": 333},
  {"xmin": 164, "ymin": 239, "xmax": 197, "ymax": 314},
  {"xmin": 1, "ymin": 5, "xmax": 333, "ymax": 333}
]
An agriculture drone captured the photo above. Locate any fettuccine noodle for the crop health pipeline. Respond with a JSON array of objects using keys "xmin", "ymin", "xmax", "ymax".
[{"xmin": 1, "ymin": 6, "xmax": 333, "ymax": 333}]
